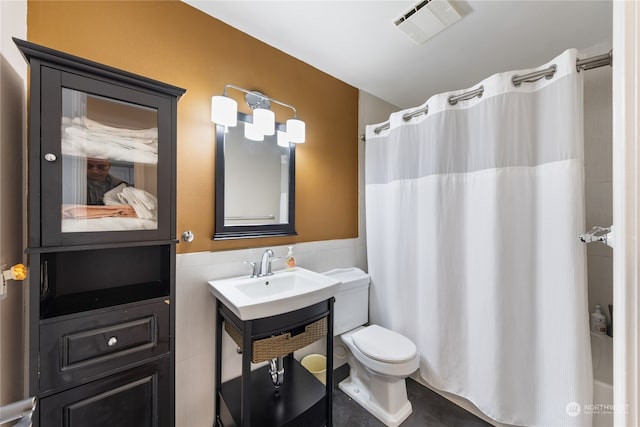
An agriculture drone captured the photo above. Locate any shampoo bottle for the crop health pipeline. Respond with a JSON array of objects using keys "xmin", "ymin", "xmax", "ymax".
[
  {"xmin": 591, "ymin": 305, "xmax": 607, "ymax": 335},
  {"xmin": 285, "ymin": 246, "xmax": 296, "ymax": 271}
]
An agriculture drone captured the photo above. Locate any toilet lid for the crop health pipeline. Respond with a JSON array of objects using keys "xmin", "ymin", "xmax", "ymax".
[{"xmin": 351, "ymin": 325, "xmax": 417, "ymax": 364}]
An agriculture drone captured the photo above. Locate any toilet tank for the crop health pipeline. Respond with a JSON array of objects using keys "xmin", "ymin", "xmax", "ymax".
[{"xmin": 323, "ymin": 267, "xmax": 370, "ymax": 336}]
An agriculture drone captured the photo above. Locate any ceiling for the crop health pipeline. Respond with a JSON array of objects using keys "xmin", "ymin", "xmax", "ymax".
[{"xmin": 183, "ymin": 1, "xmax": 612, "ymax": 109}]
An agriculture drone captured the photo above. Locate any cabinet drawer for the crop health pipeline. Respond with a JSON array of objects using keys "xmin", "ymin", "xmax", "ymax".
[
  {"xmin": 64, "ymin": 316, "xmax": 156, "ymax": 367},
  {"xmin": 40, "ymin": 300, "xmax": 170, "ymax": 392},
  {"xmin": 39, "ymin": 357, "xmax": 170, "ymax": 427}
]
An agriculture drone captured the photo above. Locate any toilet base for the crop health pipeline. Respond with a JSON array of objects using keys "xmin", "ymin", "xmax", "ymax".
[{"xmin": 339, "ymin": 376, "xmax": 413, "ymax": 427}]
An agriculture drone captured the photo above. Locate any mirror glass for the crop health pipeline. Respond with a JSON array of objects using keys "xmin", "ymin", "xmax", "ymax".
[{"xmin": 214, "ymin": 113, "xmax": 296, "ymax": 239}]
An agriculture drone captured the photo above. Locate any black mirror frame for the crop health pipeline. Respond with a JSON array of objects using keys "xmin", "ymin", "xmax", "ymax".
[{"xmin": 213, "ymin": 112, "xmax": 297, "ymax": 240}]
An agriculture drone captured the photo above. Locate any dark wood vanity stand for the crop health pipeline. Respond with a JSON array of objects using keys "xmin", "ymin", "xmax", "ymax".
[
  {"xmin": 215, "ymin": 298, "xmax": 334, "ymax": 427},
  {"xmin": 15, "ymin": 38, "xmax": 185, "ymax": 427}
]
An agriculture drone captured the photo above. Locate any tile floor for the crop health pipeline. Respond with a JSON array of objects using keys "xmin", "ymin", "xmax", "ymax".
[{"xmin": 332, "ymin": 365, "xmax": 491, "ymax": 427}]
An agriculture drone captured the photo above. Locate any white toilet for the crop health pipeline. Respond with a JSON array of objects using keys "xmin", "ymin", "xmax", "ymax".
[{"xmin": 324, "ymin": 268, "xmax": 418, "ymax": 427}]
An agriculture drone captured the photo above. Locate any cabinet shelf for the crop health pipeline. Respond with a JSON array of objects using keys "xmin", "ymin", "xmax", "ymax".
[
  {"xmin": 26, "ymin": 239, "xmax": 178, "ymax": 254},
  {"xmin": 40, "ymin": 281, "xmax": 168, "ymax": 320},
  {"xmin": 219, "ymin": 358, "xmax": 326, "ymax": 427}
]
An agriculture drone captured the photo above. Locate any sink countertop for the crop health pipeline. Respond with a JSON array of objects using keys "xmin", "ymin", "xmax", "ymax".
[{"xmin": 208, "ymin": 267, "xmax": 340, "ymax": 320}]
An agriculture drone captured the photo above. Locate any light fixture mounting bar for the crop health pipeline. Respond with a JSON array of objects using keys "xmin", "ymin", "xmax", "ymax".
[{"xmin": 223, "ymin": 84, "xmax": 299, "ymax": 118}]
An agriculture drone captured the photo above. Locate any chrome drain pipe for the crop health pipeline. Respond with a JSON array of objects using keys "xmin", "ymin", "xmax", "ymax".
[{"xmin": 269, "ymin": 356, "xmax": 285, "ymax": 390}]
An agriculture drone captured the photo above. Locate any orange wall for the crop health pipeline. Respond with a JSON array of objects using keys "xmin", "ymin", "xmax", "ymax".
[{"xmin": 27, "ymin": 0, "xmax": 359, "ymax": 253}]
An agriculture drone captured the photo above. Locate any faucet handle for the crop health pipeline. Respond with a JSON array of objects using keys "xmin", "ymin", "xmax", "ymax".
[{"xmin": 243, "ymin": 260, "xmax": 258, "ymax": 278}]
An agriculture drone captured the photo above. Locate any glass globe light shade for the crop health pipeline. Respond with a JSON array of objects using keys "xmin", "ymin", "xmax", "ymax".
[
  {"xmin": 286, "ymin": 118, "xmax": 305, "ymax": 143},
  {"xmin": 253, "ymin": 108, "xmax": 275, "ymax": 136},
  {"xmin": 277, "ymin": 130, "xmax": 290, "ymax": 148},
  {"xmin": 211, "ymin": 96, "xmax": 237, "ymax": 127},
  {"xmin": 244, "ymin": 122, "xmax": 264, "ymax": 141}
]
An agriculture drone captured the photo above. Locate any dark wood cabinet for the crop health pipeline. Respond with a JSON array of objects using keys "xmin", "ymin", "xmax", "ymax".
[
  {"xmin": 39, "ymin": 299, "xmax": 170, "ymax": 392},
  {"xmin": 15, "ymin": 38, "xmax": 185, "ymax": 427},
  {"xmin": 39, "ymin": 357, "xmax": 170, "ymax": 427}
]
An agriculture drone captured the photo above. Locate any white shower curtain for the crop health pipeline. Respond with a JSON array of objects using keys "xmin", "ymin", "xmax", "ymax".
[{"xmin": 365, "ymin": 49, "xmax": 592, "ymax": 427}]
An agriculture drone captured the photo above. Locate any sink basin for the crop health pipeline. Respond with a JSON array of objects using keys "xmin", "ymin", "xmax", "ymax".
[{"xmin": 207, "ymin": 267, "xmax": 340, "ymax": 320}]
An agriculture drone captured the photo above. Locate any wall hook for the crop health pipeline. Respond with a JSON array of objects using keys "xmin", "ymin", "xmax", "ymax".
[{"xmin": 181, "ymin": 230, "xmax": 194, "ymax": 243}]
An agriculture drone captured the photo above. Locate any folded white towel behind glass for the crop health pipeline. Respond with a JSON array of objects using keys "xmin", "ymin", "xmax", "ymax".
[
  {"xmin": 69, "ymin": 116, "xmax": 158, "ymax": 139},
  {"xmin": 61, "ymin": 116, "xmax": 159, "ymax": 165},
  {"xmin": 103, "ymin": 183, "xmax": 128, "ymax": 206},
  {"xmin": 103, "ymin": 184, "xmax": 158, "ymax": 220},
  {"xmin": 82, "ymin": 117, "xmax": 158, "ymax": 139},
  {"xmin": 65, "ymin": 126, "xmax": 158, "ymax": 152},
  {"xmin": 61, "ymin": 133, "xmax": 158, "ymax": 164},
  {"xmin": 120, "ymin": 187, "xmax": 157, "ymax": 220}
]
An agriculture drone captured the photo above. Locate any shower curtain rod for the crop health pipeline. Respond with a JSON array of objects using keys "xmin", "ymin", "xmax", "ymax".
[{"xmin": 360, "ymin": 50, "xmax": 613, "ymax": 142}]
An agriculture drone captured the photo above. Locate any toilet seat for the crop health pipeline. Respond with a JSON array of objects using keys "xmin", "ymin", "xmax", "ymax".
[{"xmin": 352, "ymin": 325, "xmax": 417, "ymax": 364}]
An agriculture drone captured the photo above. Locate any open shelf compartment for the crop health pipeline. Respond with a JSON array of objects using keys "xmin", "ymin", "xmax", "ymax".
[{"xmin": 219, "ymin": 357, "xmax": 326, "ymax": 427}]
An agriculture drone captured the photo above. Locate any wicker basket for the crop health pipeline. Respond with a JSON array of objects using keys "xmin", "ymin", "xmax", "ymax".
[{"xmin": 224, "ymin": 316, "xmax": 327, "ymax": 363}]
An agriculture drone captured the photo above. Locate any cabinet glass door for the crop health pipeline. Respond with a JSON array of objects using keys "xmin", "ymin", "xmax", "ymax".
[
  {"xmin": 40, "ymin": 68, "xmax": 172, "ymax": 246},
  {"xmin": 60, "ymin": 88, "xmax": 159, "ymax": 234}
]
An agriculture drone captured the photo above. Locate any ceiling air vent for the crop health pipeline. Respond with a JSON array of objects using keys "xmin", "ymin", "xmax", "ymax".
[{"xmin": 394, "ymin": 0, "xmax": 464, "ymax": 45}]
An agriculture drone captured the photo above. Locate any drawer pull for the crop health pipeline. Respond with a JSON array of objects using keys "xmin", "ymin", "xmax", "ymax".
[
  {"xmin": 107, "ymin": 337, "xmax": 118, "ymax": 347},
  {"xmin": 44, "ymin": 153, "xmax": 57, "ymax": 162}
]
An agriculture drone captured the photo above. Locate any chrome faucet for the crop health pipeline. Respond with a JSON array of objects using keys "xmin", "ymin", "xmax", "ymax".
[{"xmin": 258, "ymin": 249, "xmax": 275, "ymax": 277}]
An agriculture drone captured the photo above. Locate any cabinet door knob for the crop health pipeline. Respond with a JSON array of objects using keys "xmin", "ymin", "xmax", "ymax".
[
  {"xmin": 107, "ymin": 336, "xmax": 118, "ymax": 347},
  {"xmin": 44, "ymin": 153, "xmax": 57, "ymax": 162}
]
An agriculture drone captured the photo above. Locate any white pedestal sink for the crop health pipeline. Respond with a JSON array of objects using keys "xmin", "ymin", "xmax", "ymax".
[{"xmin": 208, "ymin": 267, "xmax": 340, "ymax": 320}]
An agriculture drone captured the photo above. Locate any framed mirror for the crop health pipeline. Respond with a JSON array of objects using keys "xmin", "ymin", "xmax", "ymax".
[{"xmin": 214, "ymin": 112, "xmax": 296, "ymax": 239}]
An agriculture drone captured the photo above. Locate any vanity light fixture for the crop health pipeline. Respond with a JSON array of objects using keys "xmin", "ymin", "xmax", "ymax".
[
  {"xmin": 277, "ymin": 130, "xmax": 290, "ymax": 148},
  {"xmin": 244, "ymin": 122, "xmax": 264, "ymax": 142},
  {"xmin": 211, "ymin": 84, "xmax": 305, "ymax": 143},
  {"xmin": 286, "ymin": 118, "xmax": 305, "ymax": 143},
  {"xmin": 253, "ymin": 107, "xmax": 275, "ymax": 136},
  {"xmin": 211, "ymin": 95, "xmax": 237, "ymax": 127}
]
